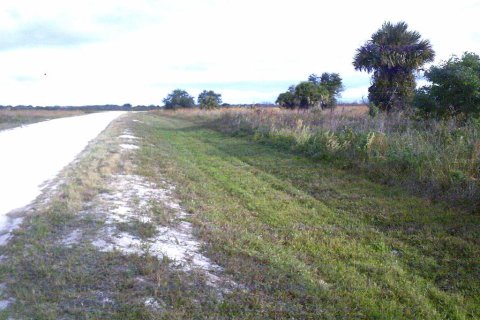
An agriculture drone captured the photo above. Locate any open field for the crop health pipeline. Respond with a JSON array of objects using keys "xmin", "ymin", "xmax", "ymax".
[
  {"xmin": 1, "ymin": 110, "xmax": 477, "ymax": 318},
  {"xmin": 0, "ymin": 109, "xmax": 88, "ymax": 131},
  {"xmin": 324, "ymin": 104, "xmax": 369, "ymax": 116},
  {"xmin": 134, "ymin": 111, "xmax": 479, "ymax": 318},
  {"xmin": 169, "ymin": 107, "xmax": 480, "ymax": 210}
]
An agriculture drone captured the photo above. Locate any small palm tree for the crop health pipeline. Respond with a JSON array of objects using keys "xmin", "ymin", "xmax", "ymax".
[
  {"xmin": 353, "ymin": 21, "xmax": 435, "ymax": 112},
  {"xmin": 198, "ymin": 90, "xmax": 222, "ymax": 110}
]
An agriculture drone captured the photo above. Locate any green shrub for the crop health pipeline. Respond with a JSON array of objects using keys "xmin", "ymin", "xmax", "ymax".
[
  {"xmin": 368, "ymin": 103, "xmax": 380, "ymax": 118},
  {"xmin": 416, "ymin": 52, "xmax": 480, "ymax": 117}
]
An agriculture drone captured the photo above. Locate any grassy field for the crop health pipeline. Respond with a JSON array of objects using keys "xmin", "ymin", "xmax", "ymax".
[
  {"xmin": 0, "ymin": 109, "xmax": 88, "ymax": 131},
  {"xmin": 134, "ymin": 111, "xmax": 478, "ymax": 318},
  {"xmin": 1, "ymin": 110, "xmax": 478, "ymax": 318},
  {"xmin": 171, "ymin": 106, "xmax": 480, "ymax": 210}
]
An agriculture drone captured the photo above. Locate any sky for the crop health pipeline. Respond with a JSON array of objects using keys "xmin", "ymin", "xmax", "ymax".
[{"xmin": 0, "ymin": 0, "xmax": 478, "ymax": 106}]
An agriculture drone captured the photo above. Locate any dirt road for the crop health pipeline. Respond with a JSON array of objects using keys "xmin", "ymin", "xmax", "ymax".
[{"xmin": 0, "ymin": 112, "xmax": 125, "ymax": 235}]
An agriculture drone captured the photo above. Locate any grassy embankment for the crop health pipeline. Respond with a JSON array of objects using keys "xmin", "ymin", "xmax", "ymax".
[
  {"xmin": 133, "ymin": 110, "xmax": 479, "ymax": 318},
  {"xmin": 0, "ymin": 109, "xmax": 87, "ymax": 131},
  {"xmin": 1, "ymin": 115, "xmax": 228, "ymax": 318},
  {"xmin": 1, "ymin": 109, "xmax": 478, "ymax": 318},
  {"xmin": 173, "ymin": 106, "xmax": 480, "ymax": 210}
]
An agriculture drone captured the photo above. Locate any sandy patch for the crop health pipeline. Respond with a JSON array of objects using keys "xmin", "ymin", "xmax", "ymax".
[
  {"xmin": 0, "ymin": 299, "xmax": 11, "ymax": 310},
  {"xmin": 77, "ymin": 161, "xmax": 242, "ymax": 293},
  {"xmin": 62, "ymin": 229, "xmax": 83, "ymax": 247},
  {"xmin": 120, "ymin": 144, "xmax": 139, "ymax": 150},
  {"xmin": 0, "ymin": 283, "xmax": 13, "ymax": 310},
  {"xmin": 91, "ymin": 174, "xmax": 224, "ymax": 282},
  {"xmin": 119, "ymin": 134, "xmax": 138, "ymax": 140},
  {"xmin": 0, "ymin": 216, "xmax": 23, "ymax": 246},
  {"xmin": 144, "ymin": 297, "xmax": 165, "ymax": 311}
]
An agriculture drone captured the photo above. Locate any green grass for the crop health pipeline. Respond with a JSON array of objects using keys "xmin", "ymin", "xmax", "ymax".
[
  {"xmin": 0, "ymin": 115, "xmax": 225, "ymax": 319},
  {"xmin": 1, "ymin": 110, "xmax": 478, "ymax": 318},
  {"xmin": 133, "ymin": 111, "xmax": 480, "ymax": 318},
  {"xmin": 176, "ymin": 107, "xmax": 480, "ymax": 210}
]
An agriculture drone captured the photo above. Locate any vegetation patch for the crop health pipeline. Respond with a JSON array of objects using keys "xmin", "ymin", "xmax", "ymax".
[
  {"xmin": 0, "ymin": 114, "xmax": 236, "ymax": 318},
  {"xmin": 1, "ymin": 109, "xmax": 478, "ymax": 318},
  {"xmin": 132, "ymin": 111, "xmax": 479, "ymax": 318},
  {"xmin": 168, "ymin": 107, "xmax": 480, "ymax": 210}
]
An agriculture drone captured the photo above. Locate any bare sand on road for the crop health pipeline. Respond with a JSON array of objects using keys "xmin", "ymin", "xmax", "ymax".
[{"xmin": 0, "ymin": 111, "xmax": 125, "ymax": 241}]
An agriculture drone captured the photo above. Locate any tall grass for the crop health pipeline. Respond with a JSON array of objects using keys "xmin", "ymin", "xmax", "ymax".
[{"xmin": 168, "ymin": 107, "xmax": 480, "ymax": 209}]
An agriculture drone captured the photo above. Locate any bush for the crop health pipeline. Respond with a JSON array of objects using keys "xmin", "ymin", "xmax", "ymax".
[
  {"xmin": 163, "ymin": 89, "xmax": 195, "ymax": 109},
  {"xmin": 198, "ymin": 90, "xmax": 222, "ymax": 109},
  {"xmin": 276, "ymin": 73, "xmax": 343, "ymax": 109},
  {"xmin": 416, "ymin": 52, "xmax": 480, "ymax": 117},
  {"xmin": 368, "ymin": 103, "xmax": 380, "ymax": 118}
]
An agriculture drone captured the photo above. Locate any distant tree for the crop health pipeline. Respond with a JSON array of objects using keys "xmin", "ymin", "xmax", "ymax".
[
  {"xmin": 163, "ymin": 89, "xmax": 195, "ymax": 109},
  {"xmin": 294, "ymin": 81, "xmax": 329, "ymax": 109},
  {"xmin": 276, "ymin": 85, "xmax": 297, "ymax": 108},
  {"xmin": 278, "ymin": 73, "xmax": 342, "ymax": 109},
  {"xmin": 353, "ymin": 21, "xmax": 435, "ymax": 112},
  {"xmin": 415, "ymin": 52, "xmax": 480, "ymax": 116},
  {"xmin": 198, "ymin": 90, "xmax": 222, "ymax": 109},
  {"xmin": 319, "ymin": 73, "xmax": 344, "ymax": 108},
  {"xmin": 308, "ymin": 74, "xmax": 320, "ymax": 85}
]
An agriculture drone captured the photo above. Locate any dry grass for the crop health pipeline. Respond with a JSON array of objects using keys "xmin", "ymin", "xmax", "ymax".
[
  {"xmin": 0, "ymin": 109, "xmax": 88, "ymax": 131},
  {"xmin": 166, "ymin": 105, "xmax": 368, "ymax": 119},
  {"xmin": 0, "ymin": 109, "xmax": 86, "ymax": 118},
  {"xmin": 323, "ymin": 104, "xmax": 369, "ymax": 116}
]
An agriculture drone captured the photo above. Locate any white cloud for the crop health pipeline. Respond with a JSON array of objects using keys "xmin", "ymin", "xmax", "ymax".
[
  {"xmin": 340, "ymin": 87, "xmax": 370, "ymax": 103},
  {"xmin": 0, "ymin": 0, "xmax": 478, "ymax": 105}
]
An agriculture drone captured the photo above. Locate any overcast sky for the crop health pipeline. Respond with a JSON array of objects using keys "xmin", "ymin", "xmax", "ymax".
[{"xmin": 0, "ymin": 0, "xmax": 479, "ymax": 106}]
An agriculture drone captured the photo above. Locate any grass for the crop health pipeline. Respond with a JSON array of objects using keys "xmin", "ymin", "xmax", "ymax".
[
  {"xmin": 132, "ymin": 111, "xmax": 479, "ymax": 318},
  {"xmin": 0, "ymin": 109, "xmax": 478, "ymax": 318},
  {"xmin": 0, "ymin": 109, "xmax": 88, "ymax": 131},
  {"xmin": 0, "ymin": 115, "xmax": 226, "ymax": 318},
  {"xmin": 117, "ymin": 220, "xmax": 158, "ymax": 239},
  {"xmin": 167, "ymin": 107, "xmax": 480, "ymax": 210}
]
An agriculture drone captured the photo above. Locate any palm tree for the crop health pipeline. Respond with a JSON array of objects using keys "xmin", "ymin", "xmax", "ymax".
[{"xmin": 353, "ymin": 21, "xmax": 435, "ymax": 112}]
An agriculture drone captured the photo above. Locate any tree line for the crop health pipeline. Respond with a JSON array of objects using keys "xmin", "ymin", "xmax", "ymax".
[
  {"xmin": 163, "ymin": 90, "xmax": 223, "ymax": 109},
  {"xmin": 163, "ymin": 21, "xmax": 479, "ymax": 118},
  {"xmin": 276, "ymin": 73, "xmax": 344, "ymax": 109},
  {"xmin": 353, "ymin": 21, "xmax": 479, "ymax": 117},
  {"xmin": 275, "ymin": 21, "xmax": 479, "ymax": 117}
]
